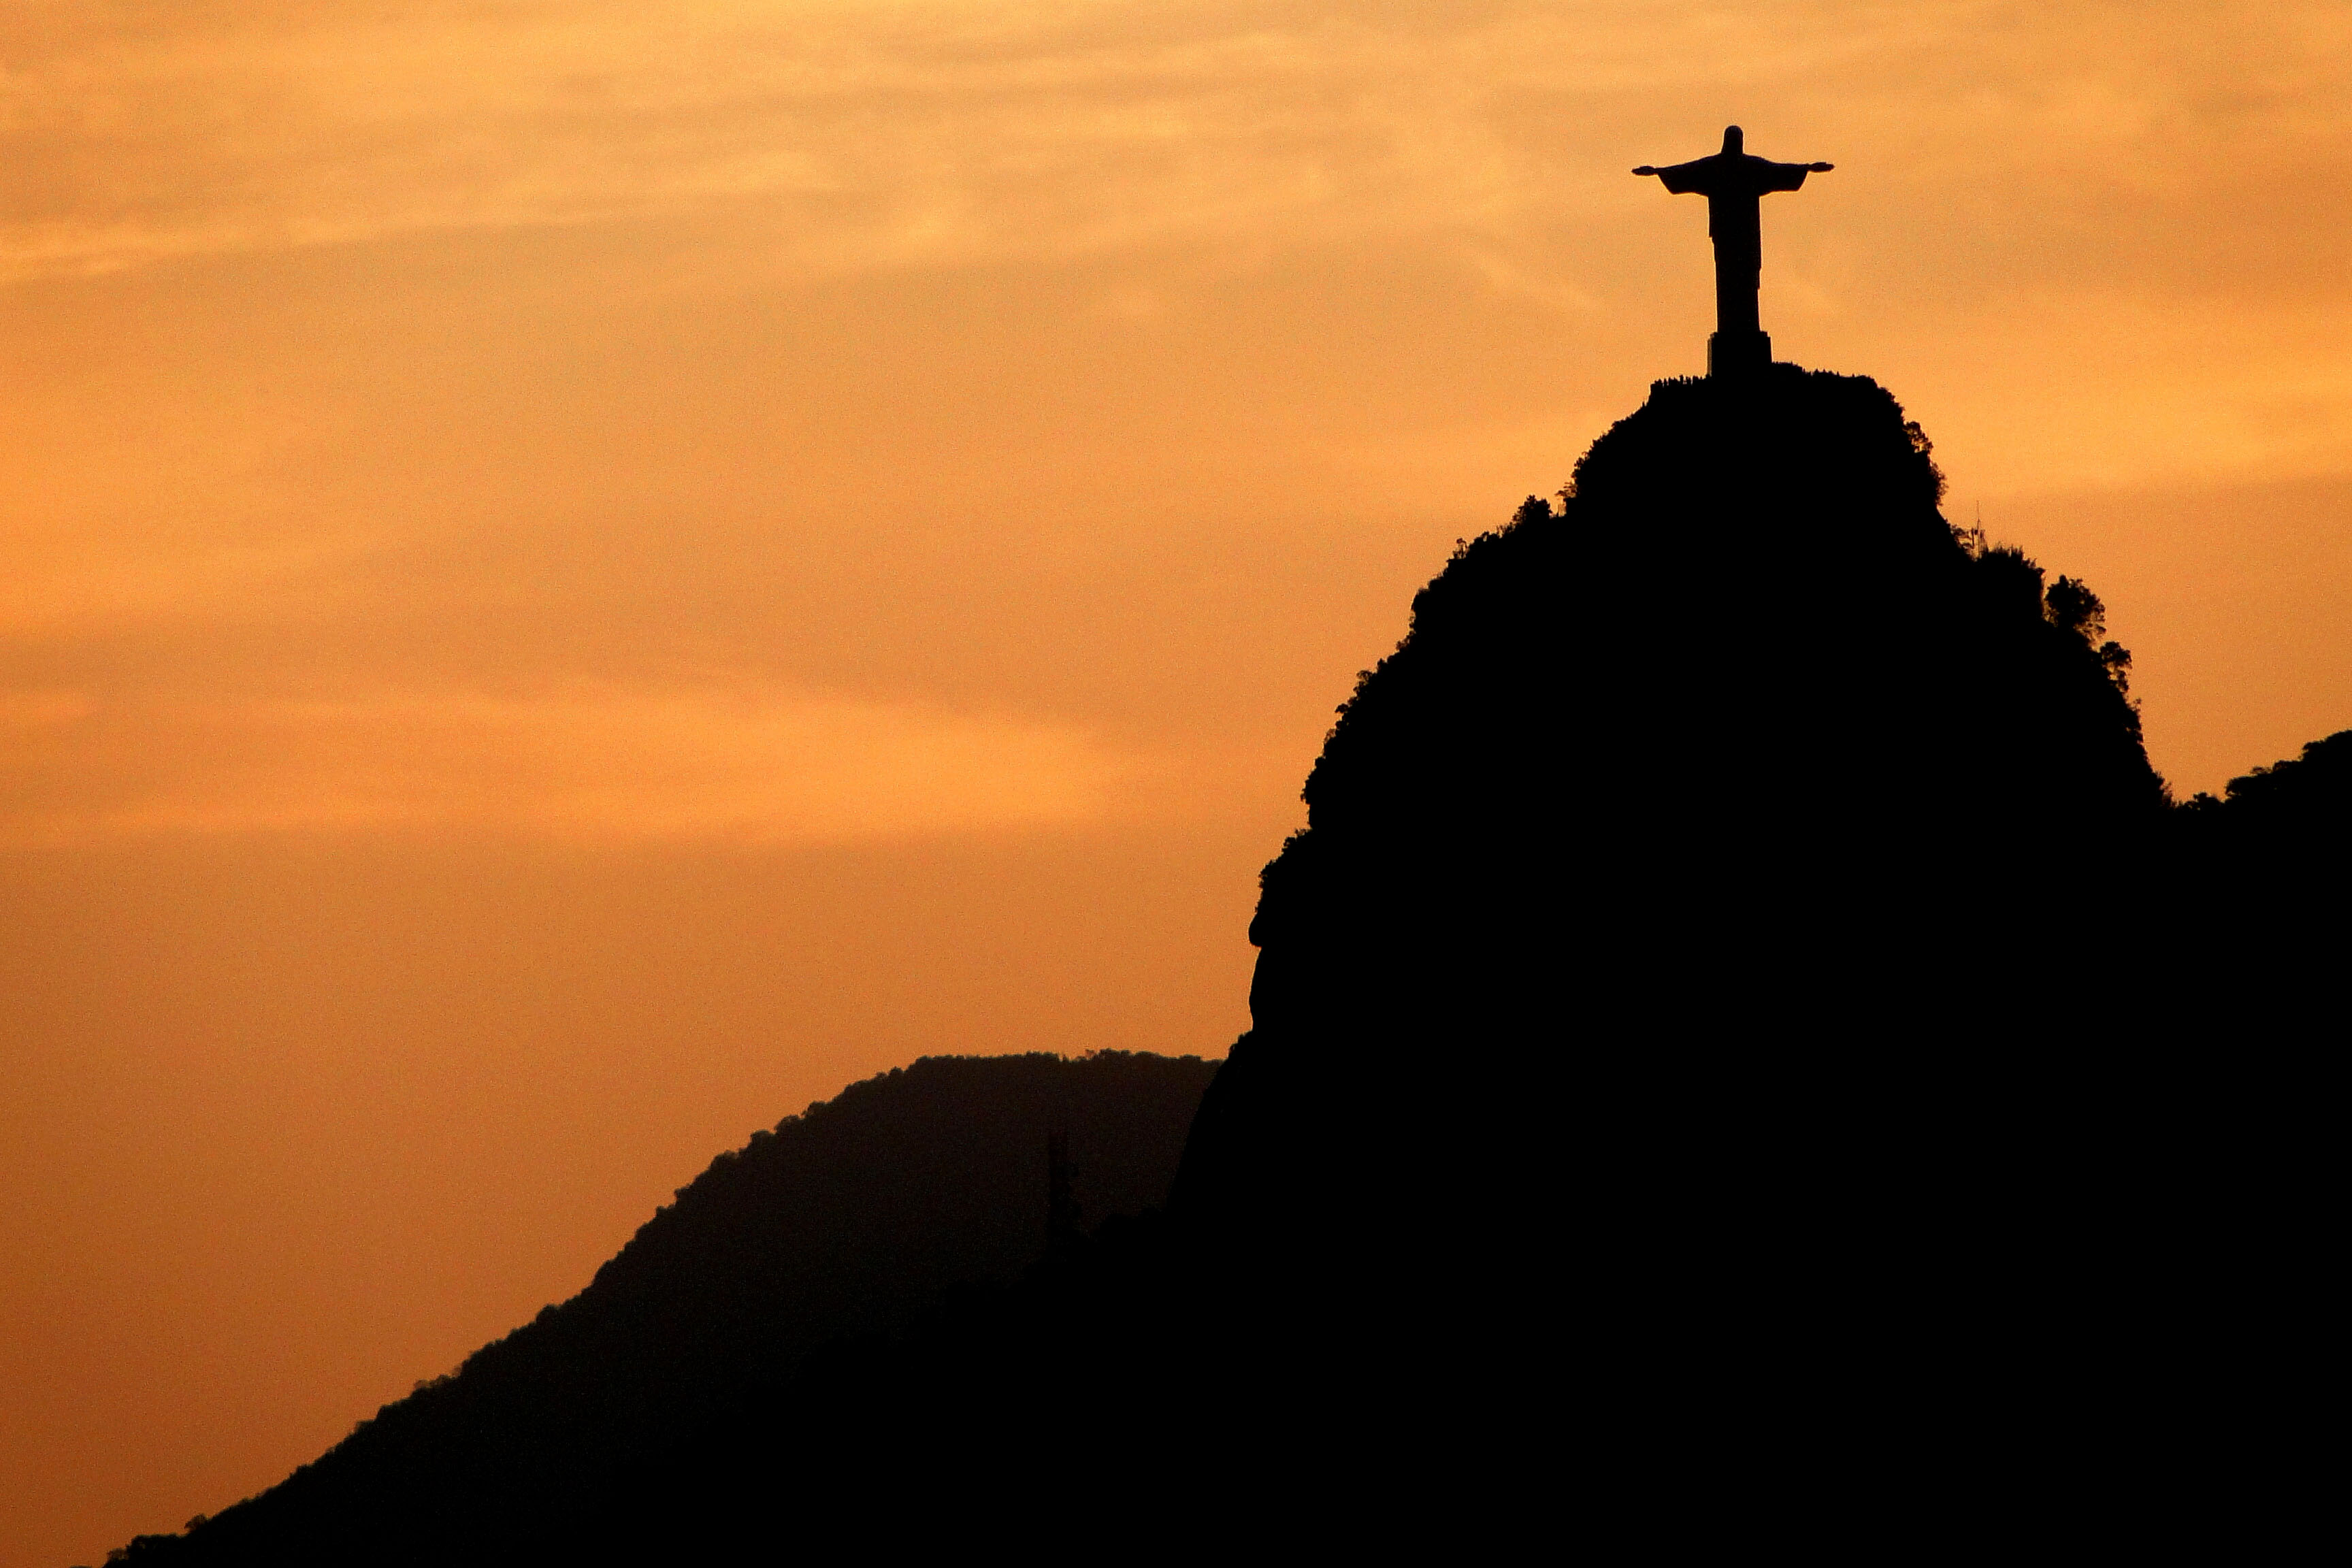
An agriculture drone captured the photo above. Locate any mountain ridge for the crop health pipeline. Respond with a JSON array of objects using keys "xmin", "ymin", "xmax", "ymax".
[
  {"xmin": 107, "ymin": 365, "xmax": 2346, "ymax": 1563},
  {"xmin": 105, "ymin": 1051, "xmax": 1217, "ymax": 1565}
]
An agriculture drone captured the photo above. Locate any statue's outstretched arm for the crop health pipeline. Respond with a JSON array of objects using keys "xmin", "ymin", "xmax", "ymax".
[
  {"xmin": 1758, "ymin": 159, "xmax": 1832, "ymax": 193},
  {"xmin": 1636, "ymin": 157, "xmax": 1712, "ymax": 194}
]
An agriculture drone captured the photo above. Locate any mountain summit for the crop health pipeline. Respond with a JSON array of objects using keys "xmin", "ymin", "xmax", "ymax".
[{"xmin": 112, "ymin": 368, "xmax": 2338, "ymax": 1563}]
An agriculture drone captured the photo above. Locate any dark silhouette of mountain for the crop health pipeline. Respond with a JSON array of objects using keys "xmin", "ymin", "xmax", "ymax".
[
  {"xmin": 101, "ymin": 1052, "xmax": 1214, "ymax": 1565},
  {"xmin": 2183, "ymin": 727, "xmax": 2352, "ymax": 848},
  {"xmin": 2167, "ymin": 727, "xmax": 2352, "ymax": 1013},
  {"xmin": 106, "ymin": 367, "xmax": 2339, "ymax": 1563}
]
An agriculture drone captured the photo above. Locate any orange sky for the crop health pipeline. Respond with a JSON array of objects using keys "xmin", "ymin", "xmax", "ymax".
[{"xmin": 7, "ymin": 3, "xmax": 2352, "ymax": 1561}]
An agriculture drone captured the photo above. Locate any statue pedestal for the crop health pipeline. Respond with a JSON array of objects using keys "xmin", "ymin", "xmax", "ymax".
[{"xmin": 1708, "ymin": 330, "xmax": 1772, "ymax": 378}]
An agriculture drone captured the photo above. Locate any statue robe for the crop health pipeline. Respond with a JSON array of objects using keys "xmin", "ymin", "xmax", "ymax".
[{"xmin": 1650, "ymin": 152, "xmax": 1817, "ymax": 337}]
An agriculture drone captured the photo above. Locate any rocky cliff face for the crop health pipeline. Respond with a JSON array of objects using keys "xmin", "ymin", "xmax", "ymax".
[
  {"xmin": 1182, "ymin": 367, "xmax": 2161, "ymax": 1235},
  {"xmin": 1164, "ymin": 368, "xmax": 2199, "ymax": 1538}
]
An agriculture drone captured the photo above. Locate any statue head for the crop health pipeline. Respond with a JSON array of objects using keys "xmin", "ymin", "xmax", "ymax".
[{"xmin": 1721, "ymin": 125, "xmax": 1744, "ymax": 154}]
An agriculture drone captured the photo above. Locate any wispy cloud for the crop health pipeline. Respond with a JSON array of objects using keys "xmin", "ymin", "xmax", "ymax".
[
  {"xmin": 5, "ymin": 0, "xmax": 2352, "ymax": 843},
  {"xmin": 0, "ymin": 679, "xmax": 1128, "ymax": 845},
  {"xmin": 7, "ymin": 2, "xmax": 2342, "ymax": 284}
]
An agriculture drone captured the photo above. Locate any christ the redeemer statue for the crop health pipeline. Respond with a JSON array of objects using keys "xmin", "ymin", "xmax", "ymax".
[{"xmin": 1634, "ymin": 126, "xmax": 1831, "ymax": 378}]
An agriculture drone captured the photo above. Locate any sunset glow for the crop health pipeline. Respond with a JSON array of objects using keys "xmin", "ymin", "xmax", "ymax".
[{"xmin": 8, "ymin": 3, "xmax": 2352, "ymax": 1561}]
